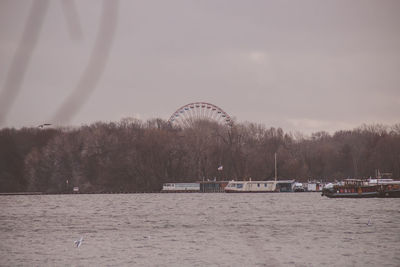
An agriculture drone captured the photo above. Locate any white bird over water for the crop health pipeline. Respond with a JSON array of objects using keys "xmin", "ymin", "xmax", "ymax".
[{"xmin": 74, "ymin": 237, "xmax": 83, "ymax": 248}]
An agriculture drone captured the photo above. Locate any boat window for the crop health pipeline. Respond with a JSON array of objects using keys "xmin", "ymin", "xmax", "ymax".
[
  {"xmin": 237, "ymin": 184, "xmax": 243, "ymax": 188},
  {"xmin": 257, "ymin": 183, "xmax": 260, "ymax": 187}
]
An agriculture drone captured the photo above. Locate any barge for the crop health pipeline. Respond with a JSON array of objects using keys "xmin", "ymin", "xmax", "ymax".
[{"xmin": 321, "ymin": 179, "xmax": 400, "ymax": 198}]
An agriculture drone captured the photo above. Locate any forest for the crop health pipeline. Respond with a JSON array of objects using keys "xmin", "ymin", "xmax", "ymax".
[{"xmin": 1, "ymin": 118, "xmax": 399, "ymax": 193}]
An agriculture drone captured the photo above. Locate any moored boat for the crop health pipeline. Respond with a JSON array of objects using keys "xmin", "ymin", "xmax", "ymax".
[
  {"xmin": 224, "ymin": 180, "xmax": 295, "ymax": 193},
  {"xmin": 161, "ymin": 183, "xmax": 200, "ymax": 193},
  {"xmin": 321, "ymin": 179, "xmax": 400, "ymax": 198},
  {"xmin": 225, "ymin": 153, "xmax": 297, "ymax": 193},
  {"xmin": 293, "ymin": 182, "xmax": 306, "ymax": 192}
]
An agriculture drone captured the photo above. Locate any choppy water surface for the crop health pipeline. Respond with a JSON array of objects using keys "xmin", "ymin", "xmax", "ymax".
[{"xmin": 1, "ymin": 193, "xmax": 399, "ymax": 266}]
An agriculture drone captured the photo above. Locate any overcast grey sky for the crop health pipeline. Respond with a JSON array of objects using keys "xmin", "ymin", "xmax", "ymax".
[{"xmin": 0, "ymin": 0, "xmax": 399, "ymax": 134}]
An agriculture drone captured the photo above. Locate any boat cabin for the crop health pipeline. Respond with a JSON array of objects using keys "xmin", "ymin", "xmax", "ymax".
[{"xmin": 343, "ymin": 179, "xmax": 365, "ymax": 187}]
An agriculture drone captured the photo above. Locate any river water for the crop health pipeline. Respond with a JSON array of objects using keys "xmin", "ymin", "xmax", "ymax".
[{"xmin": 1, "ymin": 193, "xmax": 399, "ymax": 266}]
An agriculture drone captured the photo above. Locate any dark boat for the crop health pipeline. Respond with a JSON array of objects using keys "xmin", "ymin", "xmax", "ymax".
[{"xmin": 322, "ymin": 179, "xmax": 400, "ymax": 198}]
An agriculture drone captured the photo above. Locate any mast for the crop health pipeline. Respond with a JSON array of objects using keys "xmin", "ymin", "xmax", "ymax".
[{"xmin": 274, "ymin": 152, "xmax": 277, "ymax": 182}]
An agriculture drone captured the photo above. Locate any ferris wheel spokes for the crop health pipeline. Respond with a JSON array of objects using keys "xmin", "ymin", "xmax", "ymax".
[{"xmin": 168, "ymin": 102, "xmax": 232, "ymax": 128}]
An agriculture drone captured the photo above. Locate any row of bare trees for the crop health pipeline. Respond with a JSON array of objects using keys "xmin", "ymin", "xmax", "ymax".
[{"xmin": 1, "ymin": 119, "xmax": 399, "ymax": 193}]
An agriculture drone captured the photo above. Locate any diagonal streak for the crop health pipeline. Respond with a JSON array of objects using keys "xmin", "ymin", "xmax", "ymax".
[
  {"xmin": 0, "ymin": 0, "xmax": 49, "ymax": 126},
  {"xmin": 61, "ymin": 0, "xmax": 83, "ymax": 40},
  {"xmin": 51, "ymin": 0, "xmax": 119, "ymax": 125}
]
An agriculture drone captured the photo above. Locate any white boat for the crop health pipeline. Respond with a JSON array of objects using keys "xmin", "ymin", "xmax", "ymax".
[
  {"xmin": 225, "ymin": 153, "xmax": 295, "ymax": 193},
  {"xmin": 161, "ymin": 183, "xmax": 200, "ymax": 193},
  {"xmin": 293, "ymin": 182, "xmax": 305, "ymax": 192},
  {"xmin": 224, "ymin": 180, "xmax": 295, "ymax": 193}
]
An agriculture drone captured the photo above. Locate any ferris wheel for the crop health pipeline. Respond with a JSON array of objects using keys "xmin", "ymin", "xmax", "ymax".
[{"xmin": 168, "ymin": 102, "xmax": 233, "ymax": 127}]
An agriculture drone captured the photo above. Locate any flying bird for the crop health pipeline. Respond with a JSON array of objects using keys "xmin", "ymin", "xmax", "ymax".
[
  {"xmin": 37, "ymin": 123, "xmax": 51, "ymax": 128},
  {"xmin": 74, "ymin": 237, "xmax": 83, "ymax": 248}
]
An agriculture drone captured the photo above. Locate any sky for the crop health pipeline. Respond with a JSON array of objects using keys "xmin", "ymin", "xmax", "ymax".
[{"xmin": 0, "ymin": 0, "xmax": 399, "ymax": 134}]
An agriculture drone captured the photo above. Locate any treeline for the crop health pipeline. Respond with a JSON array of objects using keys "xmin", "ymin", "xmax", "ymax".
[{"xmin": 1, "ymin": 118, "xmax": 399, "ymax": 193}]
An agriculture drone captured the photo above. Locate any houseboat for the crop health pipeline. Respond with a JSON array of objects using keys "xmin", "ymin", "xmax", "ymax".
[
  {"xmin": 321, "ymin": 179, "xmax": 400, "ymax": 198},
  {"xmin": 224, "ymin": 180, "xmax": 295, "ymax": 193},
  {"xmin": 161, "ymin": 183, "xmax": 200, "ymax": 193},
  {"xmin": 225, "ymin": 153, "xmax": 297, "ymax": 193}
]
